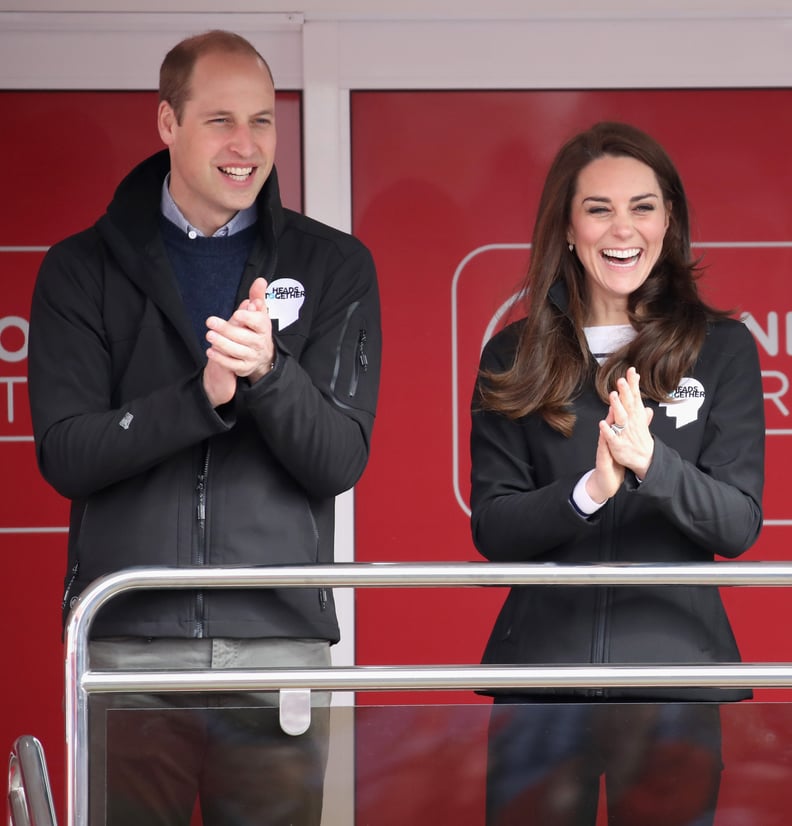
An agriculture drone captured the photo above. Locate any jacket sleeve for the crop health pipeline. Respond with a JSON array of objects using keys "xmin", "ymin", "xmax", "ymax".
[
  {"xmin": 627, "ymin": 321, "xmax": 765, "ymax": 558},
  {"xmin": 28, "ymin": 236, "xmax": 231, "ymax": 500},
  {"xmin": 240, "ymin": 242, "xmax": 381, "ymax": 498},
  {"xmin": 470, "ymin": 332, "xmax": 600, "ymax": 561}
]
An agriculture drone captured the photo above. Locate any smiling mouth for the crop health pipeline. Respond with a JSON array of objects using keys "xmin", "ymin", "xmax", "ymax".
[
  {"xmin": 601, "ymin": 247, "xmax": 642, "ymax": 266},
  {"xmin": 219, "ymin": 166, "xmax": 255, "ymax": 182}
]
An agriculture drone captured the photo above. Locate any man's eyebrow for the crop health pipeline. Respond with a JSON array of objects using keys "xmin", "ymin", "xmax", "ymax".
[{"xmin": 200, "ymin": 108, "xmax": 274, "ymax": 117}]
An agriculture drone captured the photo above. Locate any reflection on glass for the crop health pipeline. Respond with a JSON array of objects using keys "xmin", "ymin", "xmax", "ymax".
[
  {"xmin": 90, "ymin": 694, "xmax": 328, "ymax": 826},
  {"xmin": 87, "ymin": 700, "xmax": 792, "ymax": 825},
  {"xmin": 486, "ymin": 701, "xmax": 721, "ymax": 825}
]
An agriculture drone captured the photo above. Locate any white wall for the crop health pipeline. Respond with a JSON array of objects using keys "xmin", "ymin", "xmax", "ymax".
[
  {"xmin": 1, "ymin": 0, "xmax": 790, "ymax": 15},
  {"xmin": 3, "ymin": 2, "xmax": 791, "ymax": 90}
]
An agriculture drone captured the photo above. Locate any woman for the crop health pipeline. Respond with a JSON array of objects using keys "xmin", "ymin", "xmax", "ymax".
[{"xmin": 470, "ymin": 122, "xmax": 765, "ymax": 825}]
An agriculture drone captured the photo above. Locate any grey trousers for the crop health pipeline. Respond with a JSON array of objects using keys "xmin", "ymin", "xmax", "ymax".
[{"xmin": 88, "ymin": 637, "xmax": 331, "ymax": 826}]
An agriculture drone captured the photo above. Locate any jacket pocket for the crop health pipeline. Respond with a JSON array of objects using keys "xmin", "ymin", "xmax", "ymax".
[
  {"xmin": 330, "ymin": 302, "xmax": 378, "ymax": 411},
  {"xmin": 348, "ymin": 328, "xmax": 369, "ymax": 397}
]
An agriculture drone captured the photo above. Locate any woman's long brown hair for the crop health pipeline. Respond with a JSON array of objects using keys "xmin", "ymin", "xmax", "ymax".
[{"xmin": 477, "ymin": 121, "xmax": 729, "ymax": 436}]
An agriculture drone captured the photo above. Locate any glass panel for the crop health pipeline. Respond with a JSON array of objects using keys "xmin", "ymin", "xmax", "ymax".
[
  {"xmin": 88, "ymin": 698, "xmax": 792, "ymax": 825},
  {"xmin": 90, "ymin": 691, "xmax": 332, "ymax": 826}
]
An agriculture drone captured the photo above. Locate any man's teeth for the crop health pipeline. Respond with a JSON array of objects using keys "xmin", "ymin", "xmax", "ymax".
[
  {"xmin": 602, "ymin": 248, "xmax": 641, "ymax": 261},
  {"xmin": 220, "ymin": 166, "xmax": 254, "ymax": 181}
]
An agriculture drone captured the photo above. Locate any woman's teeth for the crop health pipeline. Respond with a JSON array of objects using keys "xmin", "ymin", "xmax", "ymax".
[{"xmin": 602, "ymin": 248, "xmax": 641, "ymax": 265}]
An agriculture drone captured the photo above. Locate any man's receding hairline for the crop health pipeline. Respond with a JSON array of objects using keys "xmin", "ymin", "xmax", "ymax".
[
  {"xmin": 186, "ymin": 48, "xmax": 274, "ymax": 87},
  {"xmin": 170, "ymin": 50, "xmax": 275, "ymax": 123}
]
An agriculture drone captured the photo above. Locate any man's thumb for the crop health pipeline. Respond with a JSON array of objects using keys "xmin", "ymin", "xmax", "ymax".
[{"xmin": 249, "ymin": 277, "xmax": 268, "ymax": 304}]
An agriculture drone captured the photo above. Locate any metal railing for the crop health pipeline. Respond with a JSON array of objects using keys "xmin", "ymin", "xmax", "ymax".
[
  {"xmin": 7, "ymin": 736, "xmax": 57, "ymax": 826},
  {"xmin": 59, "ymin": 560, "xmax": 792, "ymax": 826}
]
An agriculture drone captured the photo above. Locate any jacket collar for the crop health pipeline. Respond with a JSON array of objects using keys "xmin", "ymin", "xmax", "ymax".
[
  {"xmin": 94, "ymin": 150, "xmax": 284, "ymax": 361},
  {"xmin": 548, "ymin": 279, "xmax": 571, "ymax": 315},
  {"xmin": 100, "ymin": 149, "xmax": 284, "ymax": 248}
]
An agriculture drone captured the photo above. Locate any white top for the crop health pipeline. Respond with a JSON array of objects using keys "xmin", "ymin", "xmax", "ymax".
[{"xmin": 584, "ymin": 323, "xmax": 636, "ymax": 365}]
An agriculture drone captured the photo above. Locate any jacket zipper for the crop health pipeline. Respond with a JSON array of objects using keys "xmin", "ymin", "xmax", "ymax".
[
  {"xmin": 349, "ymin": 328, "xmax": 368, "ymax": 397},
  {"xmin": 193, "ymin": 445, "xmax": 211, "ymax": 638},
  {"xmin": 591, "ymin": 500, "xmax": 615, "ymax": 696},
  {"xmin": 302, "ymin": 502, "xmax": 327, "ymax": 611},
  {"xmin": 62, "ymin": 560, "xmax": 80, "ymax": 613}
]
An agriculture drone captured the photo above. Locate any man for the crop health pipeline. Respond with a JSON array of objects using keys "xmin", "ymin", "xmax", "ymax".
[{"xmin": 28, "ymin": 29, "xmax": 381, "ymax": 825}]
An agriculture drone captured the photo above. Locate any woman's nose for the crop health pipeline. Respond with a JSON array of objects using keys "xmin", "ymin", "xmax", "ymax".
[{"xmin": 611, "ymin": 213, "xmax": 634, "ymax": 238}]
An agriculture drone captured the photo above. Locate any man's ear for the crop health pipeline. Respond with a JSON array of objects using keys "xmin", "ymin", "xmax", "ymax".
[{"xmin": 157, "ymin": 100, "xmax": 177, "ymax": 146}]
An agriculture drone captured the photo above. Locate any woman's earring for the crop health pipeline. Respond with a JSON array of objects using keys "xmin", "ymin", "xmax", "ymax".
[{"xmin": 568, "ymin": 243, "xmax": 574, "ymax": 252}]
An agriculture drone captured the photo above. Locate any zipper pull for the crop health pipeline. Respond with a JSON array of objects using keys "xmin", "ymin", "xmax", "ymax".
[
  {"xmin": 196, "ymin": 473, "xmax": 206, "ymax": 523},
  {"xmin": 357, "ymin": 329, "xmax": 368, "ymax": 371}
]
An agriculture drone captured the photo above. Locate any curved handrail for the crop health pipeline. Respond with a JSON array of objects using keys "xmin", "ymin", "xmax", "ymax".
[
  {"xmin": 63, "ymin": 561, "xmax": 792, "ymax": 826},
  {"xmin": 7, "ymin": 736, "xmax": 57, "ymax": 826}
]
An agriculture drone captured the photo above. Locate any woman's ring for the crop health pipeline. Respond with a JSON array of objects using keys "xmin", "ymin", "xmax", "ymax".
[{"xmin": 610, "ymin": 423, "xmax": 625, "ymax": 435}]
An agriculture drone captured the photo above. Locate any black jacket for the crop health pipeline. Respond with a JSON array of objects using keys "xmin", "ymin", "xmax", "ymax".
[
  {"xmin": 28, "ymin": 150, "xmax": 381, "ymax": 641},
  {"xmin": 470, "ymin": 313, "xmax": 764, "ymax": 701}
]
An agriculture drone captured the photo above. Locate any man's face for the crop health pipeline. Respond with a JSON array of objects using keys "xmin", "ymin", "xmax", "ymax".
[{"xmin": 158, "ymin": 50, "xmax": 276, "ymax": 236}]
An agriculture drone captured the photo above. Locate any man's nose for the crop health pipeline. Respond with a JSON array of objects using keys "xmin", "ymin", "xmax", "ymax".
[{"xmin": 228, "ymin": 124, "xmax": 255, "ymax": 155}]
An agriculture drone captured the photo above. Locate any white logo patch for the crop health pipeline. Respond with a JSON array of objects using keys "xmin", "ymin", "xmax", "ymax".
[
  {"xmin": 119, "ymin": 412, "xmax": 134, "ymax": 430},
  {"xmin": 659, "ymin": 377, "xmax": 705, "ymax": 429},
  {"xmin": 265, "ymin": 278, "xmax": 305, "ymax": 331}
]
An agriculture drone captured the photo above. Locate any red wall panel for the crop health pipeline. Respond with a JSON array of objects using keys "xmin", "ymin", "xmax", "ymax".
[
  {"xmin": 350, "ymin": 86, "xmax": 792, "ymax": 826},
  {"xmin": 351, "ymin": 88, "xmax": 792, "ymax": 691},
  {"xmin": 0, "ymin": 89, "xmax": 302, "ymax": 823}
]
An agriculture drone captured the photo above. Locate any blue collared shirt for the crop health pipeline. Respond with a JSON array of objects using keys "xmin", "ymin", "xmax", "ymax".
[{"xmin": 160, "ymin": 174, "xmax": 258, "ymax": 238}]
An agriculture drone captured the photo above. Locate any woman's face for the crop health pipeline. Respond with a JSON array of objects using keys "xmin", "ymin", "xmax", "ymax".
[{"xmin": 567, "ymin": 154, "xmax": 670, "ymax": 325}]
